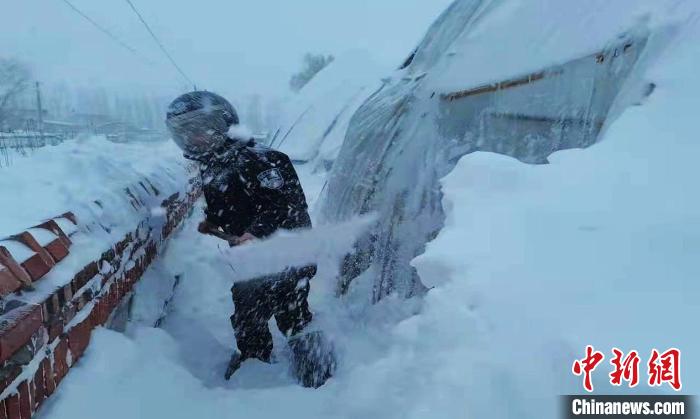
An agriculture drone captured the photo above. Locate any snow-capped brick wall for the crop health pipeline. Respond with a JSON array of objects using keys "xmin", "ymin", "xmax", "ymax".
[
  {"xmin": 0, "ymin": 166, "xmax": 201, "ymax": 419},
  {"xmin": 0, "ymin": 214, "xmax": 76, "ymax": 295}
]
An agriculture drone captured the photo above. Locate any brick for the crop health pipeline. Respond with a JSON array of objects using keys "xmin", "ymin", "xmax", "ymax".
[
  {"xmin": 107, "ymin": 285, "xmax": 121, "ymax": 313},
  {"xmin": 55, "ymin": 287, "xmax": 66, "ymax": 309},
  {"xmin": 94, "ymin": 290, "xmax": 113, "ymax": 328},
  {"xmin": 0, "ymin": 400, "xmax": 8, "ymax": 419},
  {"xmin": 46, "ymin": 293, "xmax": 60, "ymax": 319},
  {"xmin": 73, "ymin": 261, "xmax": 99, "ymax": 290},
  {"xmin": 44, "ymin": 239, "xmax": 69, "ymax": 263},
  {"xmin": 87, "ymin": 305, "xmax": 98, "ymax": 328},
  {"xmin": 5, "ymin": 394, "xmax": 19, "ymax": 419},
  {"xmin": 92, "ymin": 299, "xmax": 108, "ymax": 327},
  {"xmin": 41, "ymin": 359, "xmax": 55, "ymax": 397},
  {"xmin": 52, "ymin": 339, "xmax": 69, "ymax": 385},
  {"xmin": 46, "ymin": 318, "xmax": 63, "ymax": 342},
  {"xmin": 32, "ymin": 360, "xmax": 46, "ymax": 411},
  {"xmin": 41, "ymin": 298, "xmax": 55, "ymax": 328},
  {"xmin": 112, "ymin": 282, "xmax": 123, "ymax": 302},
  {"xmin": 0, "ymin": 267, "xmax": 22, "ymax": 298},
  {"xmin": 115, "ymin": 234, "xmax": 132, "ymax": 255},
  {"xmin": 39, "ymin": 304, "xmax": 49, "ymax": 327},
  {"xmin": 115, "ymin": 281, "xmax": 126, "ymax": 302},
  {"xmin": 17, "ymin": 381, "xmax": 29, "ymax": 419},
  {"xmin": 27, "ymin": 380, "xmax": 35, "ymax": 414},
  {"xmin": 12, "ymin": 233, "xmax": 54, "ymax": 269},
  {"xmin": 101, "ymin": 291, "xmax": 116, "ymax": 325},
  {"xmin": 0, "ymin": 364, "xmax": 21, "ymax": 394},
  {"xmin": 19, "ymin": 254, "xmax": 52, "ymax": 282},
  {"xmin": 67, "ymin": 318, "xmax": 92, "ymax": 362},
  {"xmin": 120, "ymin": 278, "xmax": 130, "ymax": 299},
  {"xmin": 125, "ymin": 266, "xmax": 138, "ymax": 284},
  {"xmin": 0, "ymin": 304, "xmax": 43, "ymax": 364},
  {"xmin": 0, "ymin": 248, "xmax": 32, "ymax": 291},
  {"xmin": 34, "ymin": 220, "xmax": 71, "ymax": 248}
]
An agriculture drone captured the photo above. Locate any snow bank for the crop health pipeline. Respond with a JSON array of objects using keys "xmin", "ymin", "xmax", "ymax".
[
  {"xmin": 0, "ymin": 137, "xmax": 189, "ymax": 240},
  {"xmin": 410, "ymin": 14, "xmax": 700, "ymax": 415},
  {"xmin": 274, "ymin": 50, "xmax": 386, "ymax": 163},
  {"xmin": 0, "ymin": 136, "xmax": 192, "ymax": 302}
]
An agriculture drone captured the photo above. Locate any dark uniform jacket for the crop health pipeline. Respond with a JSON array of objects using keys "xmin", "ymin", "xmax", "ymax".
[{"xmin": 199, "ymin": 139, "xmax": 312, "ymax": 239}]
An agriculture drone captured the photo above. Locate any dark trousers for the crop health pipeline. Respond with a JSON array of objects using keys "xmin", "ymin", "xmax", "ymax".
[{"xmin": 230, "ymin": 265, "xmax": 316, "ymax": 361}]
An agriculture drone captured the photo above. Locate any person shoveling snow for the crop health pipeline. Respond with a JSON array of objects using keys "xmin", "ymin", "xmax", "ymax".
[{"xmin": 165, "ymin": 91, "xmax": 334, "ymax": 387}]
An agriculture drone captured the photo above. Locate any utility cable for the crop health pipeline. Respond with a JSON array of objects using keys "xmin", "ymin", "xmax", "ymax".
[
  {"xmin": 123, "ymin": 0, "xmax": 195, "ymax": 88},
  {"xmin": 60, "ymin": 0, "xmax": 156, "ymax": 66}
]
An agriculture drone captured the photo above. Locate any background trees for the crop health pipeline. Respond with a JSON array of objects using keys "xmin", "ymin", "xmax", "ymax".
[
  {"xmin": 0, "ymin": 58, "xmax": 32, "ymax": 128},
  {"xmin": 289, "ymin": 53, "xmax": 334, "ymax": 93}
]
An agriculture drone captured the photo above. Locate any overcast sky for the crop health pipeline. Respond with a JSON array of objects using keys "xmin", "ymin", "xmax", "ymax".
[{"xmin": 1, "ymin": 0, "xmax": 452, "ymax": 100}]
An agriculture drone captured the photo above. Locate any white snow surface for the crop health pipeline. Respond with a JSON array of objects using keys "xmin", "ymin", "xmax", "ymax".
[
  {"xmin": 412, "ymin": 0, "xmax": 695, "ymax": 94},
  {"xmin": 33, "ymin": 1, "xmax": 700, "ymax": 419},
  {"xmin": 0, "ymin": 137, "xmax": 189, "ymax": 239}
]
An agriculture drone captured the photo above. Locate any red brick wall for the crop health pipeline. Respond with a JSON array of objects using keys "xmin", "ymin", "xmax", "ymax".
[{"xmin": 0, "ymin": 171, "xmax": 201, "ymax": 419}]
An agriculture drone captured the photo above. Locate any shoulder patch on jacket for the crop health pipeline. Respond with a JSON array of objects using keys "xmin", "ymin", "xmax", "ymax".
[{"xmin": 257, "ymin": 168, "xmax": 285, "ymax": 189}]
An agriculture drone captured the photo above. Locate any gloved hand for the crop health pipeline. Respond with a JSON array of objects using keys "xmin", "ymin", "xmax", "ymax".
[{"xmin": 198, "ymin": 220, "xmax": 217, "ymax": 235}]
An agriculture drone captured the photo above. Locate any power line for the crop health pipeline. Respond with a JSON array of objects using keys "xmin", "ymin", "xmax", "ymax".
[
  {"xmin": 123, "ymin": 0, "xmax": 195, "ymax": 88},
  {"xmin": 59, "ymin": 0, "xmax": 155, "ymax": 67}
]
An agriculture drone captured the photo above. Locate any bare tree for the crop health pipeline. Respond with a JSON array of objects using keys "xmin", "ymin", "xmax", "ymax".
[
  {"xmin": 0, "ymin": 58, "xmax": 32, "ymax": 128},
  {"xmin": 289, "ymin": 53, "xmax": 334, "ymax": 93}
]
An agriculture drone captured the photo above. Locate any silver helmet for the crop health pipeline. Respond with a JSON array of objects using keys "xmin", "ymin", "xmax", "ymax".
[{"xmin": 165, "ymin": 91, "xmax": 239, "ymax": 158}]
